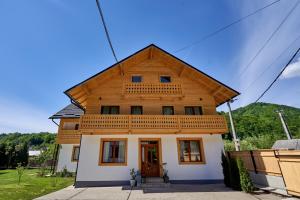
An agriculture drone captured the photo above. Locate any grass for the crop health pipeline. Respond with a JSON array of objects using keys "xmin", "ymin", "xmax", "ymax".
[{"xmin": 0, "ymin": 169, "xmax": 74, "ymax": 200}]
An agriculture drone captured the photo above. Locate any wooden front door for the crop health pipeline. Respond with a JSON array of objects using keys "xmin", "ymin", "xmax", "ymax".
[{"xmin": 141, "ymin": 143, "xmax": 160, "ymax": 177}]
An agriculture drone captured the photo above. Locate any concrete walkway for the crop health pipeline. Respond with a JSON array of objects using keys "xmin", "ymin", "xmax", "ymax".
[{"xmin": 35, "ymin": 184, "xmax": 289, "ymax": 200}]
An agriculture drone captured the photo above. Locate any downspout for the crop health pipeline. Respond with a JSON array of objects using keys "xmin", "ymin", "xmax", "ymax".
[
  {"xmin": 50, "ymin": 118, "xmax": 60, "ymax": 174},
  {"xmin": 74, "ymin": 134, "xmax": 83, "ymax": 187}
]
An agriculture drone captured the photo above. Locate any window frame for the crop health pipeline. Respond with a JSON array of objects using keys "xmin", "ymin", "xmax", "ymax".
[
  {"xmin": 131, "ymin": 106, "xmax": 143, "ymax": 115},
  {"xmin": 99, "ymin": 138, "xmax": 128, "ymax": 166},
  {"xmin": 71, "ymin": 145, "xmax": 80, "ymax": 162},
  {"xmin": 101, "ymin": 106, "xmax": 120, "ymax": 114},
  {"xmin": 184, "ymin": 106, "xmax": 203, "ymax": 115},
  {"xmin": 160, "ymin": 76, "xmax": 171, "ymax": 83},
  {"xmin": 131, "ymin": 75, "xmax": 142, "ymax": 83},
  {"xmin": 162, "ymin": 106, "xmax": 174, "ymax": 115},
  {"xmin": 176, "ymin": 138, "xmax": 206, "ymax": 165}
]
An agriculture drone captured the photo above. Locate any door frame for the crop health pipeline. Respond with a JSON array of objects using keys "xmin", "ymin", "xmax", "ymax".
[{"xmin": 138, "ymin": 138, "xmax": 163, "ymax": 177}]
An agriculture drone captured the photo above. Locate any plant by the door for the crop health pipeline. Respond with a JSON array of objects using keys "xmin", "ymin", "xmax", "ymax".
[
  {"xmin": 162, "ymin": 163, "xmax": 169, "ymax": 183},
  {"xmin": 130, "ymin": 168, "xmax": 137, "ymax": 187}
]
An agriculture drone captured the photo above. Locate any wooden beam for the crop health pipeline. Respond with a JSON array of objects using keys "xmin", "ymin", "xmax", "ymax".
[
  {"xmin": 179, "ymin": 66, "xmax": 185, "ymax": 77},
  {"xmin": 82, "ymin": 85, "xmax": 91, "ymax": 95},
  {"xmin": 211, "ymin": 86, "xmax": 223, "ymax": 96},
  {"xmin": 149, "ymin": 46, "xmax": 153, "ymax": 59},
  {"xmin": 118, "ymin": 63, "xmax": 124, "ymax": 76}
]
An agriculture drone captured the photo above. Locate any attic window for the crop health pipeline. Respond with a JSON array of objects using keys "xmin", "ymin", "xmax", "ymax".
[
  {"xmin": 132, "ymin": 76, "xmax": 142, "ymax": 83},
  {"xmin": 160, "ymin": 76, "xmax": 171, "ymax": 83}
]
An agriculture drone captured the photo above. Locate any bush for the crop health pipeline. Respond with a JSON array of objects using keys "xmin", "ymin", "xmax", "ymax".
[
  {"xmin": 228, "ymin": 157, "xmax": 241, "ymax": 190},
  {"xmin": 56, "ymin": 166, "xmax": 73, "ymax": 177},
  {"xmin": 221, "ymin": 152, "xmax": 230, "ymax": 187},
  {"xmin": 16, "ymin": 163, "xmax": 24, "ymax": 184},
  {"xmin": 237, "ymin": 158, "xmax": 254, "ymax": 192}
]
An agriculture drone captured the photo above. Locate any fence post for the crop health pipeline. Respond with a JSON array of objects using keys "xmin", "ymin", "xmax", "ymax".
[{"xmin": 250, "ymin": 150, "xmax": 258, "ymax": 174}]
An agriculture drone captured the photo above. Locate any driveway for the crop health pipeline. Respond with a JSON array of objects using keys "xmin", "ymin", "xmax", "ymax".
[{"xmin": 35, "ymin": 184, "xmax": 287, "ymax": 200}]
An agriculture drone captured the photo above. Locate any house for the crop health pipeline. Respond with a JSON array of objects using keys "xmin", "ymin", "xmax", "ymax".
[{"xmin": 49, "ymin": 44, "xmax": 239, "ymax": 187}]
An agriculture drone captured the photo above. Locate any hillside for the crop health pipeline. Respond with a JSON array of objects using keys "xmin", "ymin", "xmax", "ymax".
[{"xmin": 222, "ymin": 102, "xmax": 300, "ymax": 150}]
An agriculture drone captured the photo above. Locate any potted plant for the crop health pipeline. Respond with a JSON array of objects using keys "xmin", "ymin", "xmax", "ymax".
[
  {"xmin": 162, "ymin": 163, "xmax": 169, "ymax": 183},
  {"xmin": 129, "ymin": 168, "xmax": 136, "ymax": 187}
]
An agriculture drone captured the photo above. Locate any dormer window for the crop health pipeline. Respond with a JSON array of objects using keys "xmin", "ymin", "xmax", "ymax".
[
  {"xmin": 132, "ymin": 76, "xmax": 142, "ymax": 83},
  {"xmin": 160, "ymin": 76, "xmax": 171, "ymax": 83}
]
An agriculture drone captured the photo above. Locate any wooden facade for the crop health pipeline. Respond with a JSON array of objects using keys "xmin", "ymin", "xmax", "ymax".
[{"xmin": 55, "ymin": 45, "xmax": 239, "ymax": 144}]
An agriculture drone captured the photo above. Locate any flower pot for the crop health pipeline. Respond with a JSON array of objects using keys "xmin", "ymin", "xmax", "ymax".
[{"xmin": 130, "ymin": 179, "xmax": 136, "ymax": 187}]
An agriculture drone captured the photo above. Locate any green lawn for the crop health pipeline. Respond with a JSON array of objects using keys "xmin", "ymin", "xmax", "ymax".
[{"xmin": 0, "ymin": 169, "xmax": 74, "ymax": 200}]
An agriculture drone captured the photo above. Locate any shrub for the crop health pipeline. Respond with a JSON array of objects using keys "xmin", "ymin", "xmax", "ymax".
[
  {"xmin": 37, "ymin": 164, "xmax": 47, "ymax": 177},
  {"xmin": 221, "ymin": 152, "xmax": 230, "ymax": 187},
  {"xmin": 16, "ymin": 163, "xmax": 24, "ymax": 184},
  {"xmin": 228, "ymin": 157, "xmax": 241, "ymax": 190},
  {"xmin": 56, "ymin": 166, "xmax": 73, "ymax": 177},
  {"xmin": 237, "ymin": 158, "xmax": 254, "ymax": 192}
]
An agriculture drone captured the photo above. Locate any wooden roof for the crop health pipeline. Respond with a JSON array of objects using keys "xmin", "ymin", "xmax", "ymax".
[{"xmin": 64, "ymin": 44, "xmax": 240, "ymax": 109}]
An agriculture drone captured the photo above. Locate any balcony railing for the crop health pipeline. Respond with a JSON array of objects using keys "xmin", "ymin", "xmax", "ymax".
[
  {"xmin": 79, "ymin": 114, "xmax": 228, "ymax": 134},
  {"xmin": 123, "ymin": 83, "xmax": 182, "ymax": 95},
  {"xmin": 56, "ymin": 130, "xmax": 81, "ymax": 144}
]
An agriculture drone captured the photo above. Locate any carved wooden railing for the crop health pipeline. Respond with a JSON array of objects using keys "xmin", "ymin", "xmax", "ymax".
[
  {"xmin": 79, "ymin": 114, "xmax": 228, "ymax": 133},
  {"xmin": 123, "ymin": 83, "xmax": 182, "ymax": 95},
  {"xmin": 56, "ymin": 130, "xmax": 81, "ymax": 144}
]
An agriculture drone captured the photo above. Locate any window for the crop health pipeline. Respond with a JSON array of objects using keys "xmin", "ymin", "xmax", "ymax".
[
  {"xmin": 101, "ymin": 106, "xmax": 120, "ymax": 114},
  {"xmin": 71, "ymin": 146, "xmax": 80, "ymax": 162},
  {"xmin": 184, "ymin": 106, "xmax": 203, "ymax": 115},
  {"xmin": 177, "ymin": 138, "xmax": 205, "ymax": 164},
  {"xmin": 160, "ymin": 76, "xmax": 171, "ymax": 83},
  {"xmin": 62, "ymin": 122, "xmax": 79, "ymax": 130},
  {"xmin": 131, "ymin": 106, "xmax": 143, "ymax": 115},
  {"xmin": 132, "ymin": 76, "xmax": 142, "ymax": 83},
  {"xmin": 162, "ymin": 106, "xmax": 174, "ymax": 115},
  {"xmin": 99, "ymin": 138, "xmax": 127, "ymax": 166}
]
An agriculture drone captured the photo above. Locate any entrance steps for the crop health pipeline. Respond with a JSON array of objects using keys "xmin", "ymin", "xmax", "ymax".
[{"xmin": 142, "ymin": 177, "xmax": 170, "ymax": 188}]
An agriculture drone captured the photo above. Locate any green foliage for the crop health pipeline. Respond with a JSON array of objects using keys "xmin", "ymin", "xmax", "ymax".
[
  {"xmin": 16, "ymin": 163, "xmax": 24, "ymax": 184},
  {"xmin": 222, "ymin": 103, "xmax": 300, "ymax": 150},
  {"xmin": 221, "ymin": 152, "xmax": 230, "ymax": 187},
  {"xmin": 130, "ymin": 168, "xmax": 136, "ymax": 180},
  {"xmin": 0, "ymin": 132, "xmax": 55, "ymax": 169},
  {"xmin": 56, "ymin": 166, "xmax": 73, "ymax": 177},
  {"xmin": 237, "ymin": 158, "xmax": 254, "ymax": 193},
  {"xmin": 228, "ymin": 157, "xmax": 241, "ymax": 190}
]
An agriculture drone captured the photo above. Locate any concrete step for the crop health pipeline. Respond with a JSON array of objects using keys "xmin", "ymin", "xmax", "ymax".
[
  {"xmin": 141, "ymin": 183, "xmax": 170, "ymax": 188},
  {"xmin": 145, "ymin": 177, "xmax": 164, "ymax": 183}
]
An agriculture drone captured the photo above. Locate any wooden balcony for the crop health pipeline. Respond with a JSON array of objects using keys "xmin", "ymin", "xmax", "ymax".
[
  {"xmin": 56, "ymin": 130, "xmax": 81, "ymax": 144},
  {"xmin": 79, "ymin": 114, "xmax": 228, "ymax": 134},
  {"xmin": 123, "ymin": 83, "xmax": 182, "ymax": 95}
]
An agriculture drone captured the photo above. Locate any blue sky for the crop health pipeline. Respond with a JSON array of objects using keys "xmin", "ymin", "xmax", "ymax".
[{"xmin": 0, "ymin": 0, "xmax": 300, "ymax": 133}]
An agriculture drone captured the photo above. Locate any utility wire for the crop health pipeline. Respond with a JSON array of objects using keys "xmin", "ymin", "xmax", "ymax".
[
  {"xmin": 255, "ymin": 47, "xmax": 300, "ymax": 103},
  {"xmin": 243, "ymin": 35, "xmax": 300, "ymax": 94},
  {"xmin": 96, "ymin": 0, "xmax": 118, "ymax": 63},
  {"xmin": 238, "ymin": 0, "xmax": 299, "ymax": 79},
  {"xmin": 174, "ymin": 0, "xmax": 281, "ymax": 53}
]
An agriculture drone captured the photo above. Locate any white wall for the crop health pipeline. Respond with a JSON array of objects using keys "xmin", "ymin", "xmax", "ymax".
[
  {"xmin": 57, "ymin": 144, "xmax": 78, "ymax": 172},
  {"xmin": 77, "ymin": 134, "xmax": 224, "ymax": 182}
]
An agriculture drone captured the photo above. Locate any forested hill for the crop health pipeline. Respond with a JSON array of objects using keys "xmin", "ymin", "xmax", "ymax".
[{"xmin": 222, "ymin": 102, "xmax": 300, "ymax": 150}]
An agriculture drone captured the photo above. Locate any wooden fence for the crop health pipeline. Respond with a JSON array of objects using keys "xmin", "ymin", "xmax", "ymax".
[{"xmin": 227, "ymin": 150, "xmax": 300, "ymax": 197}]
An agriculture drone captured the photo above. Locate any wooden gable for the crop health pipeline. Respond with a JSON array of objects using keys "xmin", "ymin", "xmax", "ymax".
[{"xmin": 65, "ymin": 44, "xmax": 239, "ymax": 109}]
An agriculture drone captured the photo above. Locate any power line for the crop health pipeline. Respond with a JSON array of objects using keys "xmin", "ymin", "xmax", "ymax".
[
  {"xmin": 237, "ymin": 0, "xmax": 299, "ymax": 79},
  {"xmin": 255, "ymin": 47, "xmax": 300, "ymax": 103},
  {"xmin": 95, "ymin": 0, "xmax": 118, "ymax": 63},
  {"xmin": 174, "ymin": 0, "xmax": 281, "ymax": 53},
  {"xmin": 242, "ymin": 35, "xmax": 300, "ymax": 94}
]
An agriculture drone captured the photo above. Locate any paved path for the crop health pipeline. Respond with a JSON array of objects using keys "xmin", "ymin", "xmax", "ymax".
[{"xmin": 35, "ymin": 184, "xmax": 290, "ymax": 200}]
